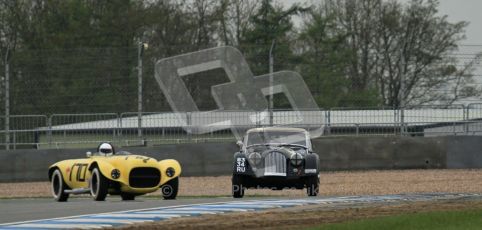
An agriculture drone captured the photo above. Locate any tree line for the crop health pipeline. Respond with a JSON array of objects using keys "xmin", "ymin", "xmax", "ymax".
[{"xmin": 0, "ymin": 0, "xmax": 480, "ymax": 115}]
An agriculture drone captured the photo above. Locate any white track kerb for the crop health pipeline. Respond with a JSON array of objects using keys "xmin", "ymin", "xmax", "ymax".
[{"xmin": 0, "ymin": 193, "xmax": 478, "ymax": 229}]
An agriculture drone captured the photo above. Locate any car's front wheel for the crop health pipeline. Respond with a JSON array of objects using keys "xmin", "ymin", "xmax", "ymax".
[
  {"xmin": 161, "ymin": 177, "xmax": 179, "ymax": 200},
  {"xmin": 232, "ymin": 175, "xmax": 245, "ymax": 198},
  {"xmin": 306, "ymin": 175, "xmax": 319, "ymax": 197},
  {"xmin": 90, "ymin": 167, "xmax": 109, "ymax": 201},
  {"xmin": 51, "ymin": 169, "xmax": 69, "ymax": 202}
]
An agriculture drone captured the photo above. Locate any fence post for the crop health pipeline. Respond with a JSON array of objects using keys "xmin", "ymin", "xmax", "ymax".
[
  {"xmin": 453, "ymin": 121, "xmax": 456, "ymax": 136},
  {"xmin": 186, "ymin": 112, "xmax": 192, "ymax": 141},
  {"xmin": 464, "ymin": 104, "xmax": 468, "ymax": 134},
  {"xmin": 4, "ymin": 52, "xmax": 10, "ymax": 150},
  {"xmin": 113, "ymin": 113, "xmax": 119, "ymax": 143},
  {"xmin": 393, "ymin": 108, "xmax": 398, "ymax": 135},
  {"xmin": 325, "ymin": 109, "xmax": 331, "ymax": 135},
  {"xmin": 258, "ymin": 111, "xmax": 262, "ymax": 127},
  {"xmin": 400, "ymin": 107, "xmax": 405, "ymax": 136},
  {"xmin": 12, "ymin": 131, "xmax": 16, "ymax": 150},
  {"xmin": 48, "ymin": 115, "xmax": 53, "ymax": 148},
  {"xmin": 118, "ymin": 113, "xmax": 123, "ymax": 138}
]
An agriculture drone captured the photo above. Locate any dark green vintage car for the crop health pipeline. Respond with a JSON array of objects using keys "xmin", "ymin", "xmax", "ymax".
[{"xmin": 232, "ymin": 127, "xmax": 320, "ymax": 198}]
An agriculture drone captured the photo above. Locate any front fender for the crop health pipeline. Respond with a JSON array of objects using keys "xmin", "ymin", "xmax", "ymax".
[
  {"xmin": 158, "ymin": 159, "xmax": 182, "ymax": 185},
  {"xmin": 304, "ymin": 153, "xmax": 320, "ymax": 175},
  {"xmin": 88, "ymin": 160, "xmax": 127, "ymax": 185},
  {"xmin": 48, "ymin": 163, "xmax": 61, "ymax": 181}
]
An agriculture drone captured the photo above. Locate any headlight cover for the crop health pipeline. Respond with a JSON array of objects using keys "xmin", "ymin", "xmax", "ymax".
[
  {"xmin": 166, "ymin": 167, "xmax": 175, "ymax": 177},
  {"xmin": 296, "ymin": 149, "xmax": 307, "ymax": 155},
  {"xmin": 290, "ymin": 152, "xmax": 304, "ymax": 166},
  {"xmin": 248, "ymin": 152, "xmax": 262, "ymax": 166},
  {"xmin": 111, "ymin": 169, "xmax": 121, "ymax": 179}
]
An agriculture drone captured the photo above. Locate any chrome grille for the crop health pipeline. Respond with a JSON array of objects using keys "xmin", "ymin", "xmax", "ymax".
[{"xmin": 264, "ymin": 151, "xmax": 286, "ymax": 176}]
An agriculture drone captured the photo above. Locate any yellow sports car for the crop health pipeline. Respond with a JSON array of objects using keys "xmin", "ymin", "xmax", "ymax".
[{"xmin": 48, "ymin": 143, "xmax": 181, "ymax": 202}]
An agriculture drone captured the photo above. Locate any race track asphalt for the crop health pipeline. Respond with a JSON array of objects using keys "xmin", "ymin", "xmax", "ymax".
[
  {"xmin": 1, "ymin": 193, "xmax": 481, "ymax": 229},
  {"xmin": 0, "ymin": 196, "xmax": 244, "ymax": 224}
]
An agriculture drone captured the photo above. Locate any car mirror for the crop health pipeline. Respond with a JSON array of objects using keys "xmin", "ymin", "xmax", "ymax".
[{"xmin": 86, "ymin": 151, "xmax": 92, "ymax": 158}]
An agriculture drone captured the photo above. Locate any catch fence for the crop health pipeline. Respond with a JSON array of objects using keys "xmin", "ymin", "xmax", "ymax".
[{"xmin": 1, "ymin": 104, "xmax": 482, "ymax": 149}]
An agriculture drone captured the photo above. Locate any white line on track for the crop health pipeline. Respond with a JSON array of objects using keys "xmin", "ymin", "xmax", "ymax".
[
  {"xmin": 0, "ymin": 200, "xmax": 231, "ymax": 227},
  {"xmin": 52, "ymin": 218, "xmax": 152, "ymax": 224},
  {"xmin": 92, "ymin": 213, "xmax": 183, "ymax": 219},
  {"xmin": 5, "ymin": 223, "xmax": 110, "ymax": 229}
]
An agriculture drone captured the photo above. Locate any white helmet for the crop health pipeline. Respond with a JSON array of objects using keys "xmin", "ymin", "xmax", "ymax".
[{"xmin": 98, "ymin": 143, "xmax": 114, "ymax": 156}]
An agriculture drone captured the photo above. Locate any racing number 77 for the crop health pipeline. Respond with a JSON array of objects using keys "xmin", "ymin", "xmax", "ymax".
[{"xmin": 69, "ymin": 163, "xmax": 88, "ymax": 182}]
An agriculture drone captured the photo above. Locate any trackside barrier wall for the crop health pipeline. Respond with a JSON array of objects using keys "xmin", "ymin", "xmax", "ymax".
[{"xmin": 1, "ymin": 136, "xmax": 481, "ymax": 182}]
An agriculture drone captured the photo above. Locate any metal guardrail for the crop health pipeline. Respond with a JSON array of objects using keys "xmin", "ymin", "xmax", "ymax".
[{"xmin": 1, "ymin": 104, "xmax": 482, "ymax": 149}]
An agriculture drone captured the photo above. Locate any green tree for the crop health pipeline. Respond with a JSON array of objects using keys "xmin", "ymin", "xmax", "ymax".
[
  {"xmin": 239, "ymin": 0, "xmax": 306, "ymax": 76},
  {"xmin": 237, "ymin": 0, "xmax": 306, "ymax": 109},
  {"xmin": 298, "ymin": 7, "xmax": 356, "ymax": 108},
  {"xmin": 308, "ymin": 0, "xmax": 481, "ymax": 107}
]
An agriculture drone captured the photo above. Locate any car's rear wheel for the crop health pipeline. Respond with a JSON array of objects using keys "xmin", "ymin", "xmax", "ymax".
[
  {"xmin": 161, "ymin": 177, "xmax": 179, "ymax": 200},
  {"xmin": 90, "ymin": 167, "xmax": 109, "ymax": 201},
  {"xmin": 306, "ymin": 176, "xmax": 319, "ymax": 197},
  {"xmin": 120, "ymin": 193, "xmax": 136, "ymax": 201},
  {"xmin": 51, "ymin": 169, "xmax": 69, "ymax": 202},
  {"xmin": 232, "ymin": 175, "xmax": 245, "ymax": 198}
]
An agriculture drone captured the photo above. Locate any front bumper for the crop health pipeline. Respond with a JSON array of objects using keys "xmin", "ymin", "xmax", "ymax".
[{"xmin": 240, "ymin": 175, "xmax": 313, "ymax": 189}]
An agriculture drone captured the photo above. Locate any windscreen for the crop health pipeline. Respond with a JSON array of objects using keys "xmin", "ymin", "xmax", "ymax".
[{"xmin": 247, "ymin": 131, "xmax": 307, "ymax": 147}]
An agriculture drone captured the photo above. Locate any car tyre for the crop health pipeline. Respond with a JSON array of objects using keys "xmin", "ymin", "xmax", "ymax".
[
  {"xmin": 232, "ymin": 175, "xmax": 245, "ymax": 198},
  {"xmin": 121, "ymin": 193, "xmax": 136, "ymax": 201},
  {"xmin": 90, "ymin": 167, "xmax": 109, "ymax": 201},
  {"xmin": 51, "ymin": 169, "xmax": 69, "ymax": 202},
  {"xmin": 306, "ymin": 176, "xmax": 319, "ymax": 197},
  {"xmin": 161, "ymin": 177, "xmax": 179, "ymax": 200}
]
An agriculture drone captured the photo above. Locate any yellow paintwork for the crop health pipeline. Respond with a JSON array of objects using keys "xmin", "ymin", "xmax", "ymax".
[{"xmin": 48, "ymin": 153, "xmax": 181, "ymax": 195}]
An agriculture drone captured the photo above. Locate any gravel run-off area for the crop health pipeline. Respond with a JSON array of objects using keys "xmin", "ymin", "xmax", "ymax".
[{"xmin": 1, "ymin": 169, "xmax": 482, "ymax": 198}]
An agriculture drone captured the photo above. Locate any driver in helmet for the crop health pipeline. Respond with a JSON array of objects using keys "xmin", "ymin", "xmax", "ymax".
[{"xmin": 97, "ymin": 143, "xmax": 115, "ymax": 156}]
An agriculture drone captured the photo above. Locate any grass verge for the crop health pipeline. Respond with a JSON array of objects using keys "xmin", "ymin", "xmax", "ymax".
[{"xmin": 310, "ymin": 209, "xmax": 482, "ymax": 230}]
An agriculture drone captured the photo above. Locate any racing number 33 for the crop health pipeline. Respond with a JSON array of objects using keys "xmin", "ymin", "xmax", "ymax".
[{"xmin": 69, "ymin": 163, "xmax": 88, "ymax": 182}]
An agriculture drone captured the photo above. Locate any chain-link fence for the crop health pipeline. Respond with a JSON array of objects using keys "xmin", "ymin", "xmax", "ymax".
[
  {"xmin": 0, "ymin": 115, "xmax": 48, "ymax": 149},
  {"xmin": 1, "ymin": 104, "xmax": 482, "ymax": 149}
]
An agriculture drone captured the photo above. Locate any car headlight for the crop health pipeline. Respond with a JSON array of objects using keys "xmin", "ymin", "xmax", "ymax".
[
  {"xmin": 111, "ymin": 169, "xmax": 121, "ymax": 179},
  {"xmin": 290, "ymin": 152, "xmax": 304, "ymax": 166},
  {"xmin": 166, "ymin": 167, "xmax": 175, "ymax": 177},
  {"xmin": 248, "ymin": 152, "xmax": 262, "ymax": 166},
  {"xmin": 296, "ymin": 149, "xmax": 307, "ymax": 155}
]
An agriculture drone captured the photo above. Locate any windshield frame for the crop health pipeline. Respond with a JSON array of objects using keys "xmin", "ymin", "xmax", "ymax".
[{"xmin": 243, "ymin": 130, "xmax": 312, "ymax": 151}]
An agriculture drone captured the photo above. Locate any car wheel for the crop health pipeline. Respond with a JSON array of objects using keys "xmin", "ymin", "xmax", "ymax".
[
  {"xmin": 90, "ymin": 167, "xmax": 109, "ymax": 201},
  {"xmin": 51, "ymin": 169, "xmax": 69, "ymax": 202},
  {"xmin": 161, "ymin": 177, "xmax": 179, "ymax": 200},
  {"xmin": 232, "ymin": 175, "xmax": 245, "ymax": 198},
  {"xmin": 306, "ymin": 176, "xmax": 319, "ymax": 197},
  {"xmin": 121, "ymin": 193, "xmax": 136, "ymax": 201}
]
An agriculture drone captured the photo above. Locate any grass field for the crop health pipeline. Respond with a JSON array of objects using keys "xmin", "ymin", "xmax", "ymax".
[{"xmin": 312, "ymin": 209, "xmax": 482, "ymax": 230}]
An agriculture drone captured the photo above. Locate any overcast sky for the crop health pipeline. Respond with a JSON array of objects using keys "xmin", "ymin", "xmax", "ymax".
[
  {"xmin": 283, "ymin": 0, "xmax": 481, "ymax": 45},
  {"xmin": 436, "ymin": 0, "xmax": 482, "ymax": 45},
  {"xmin": 282, "ymin": 0, "xmax": 482, "ymax": 102}
]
